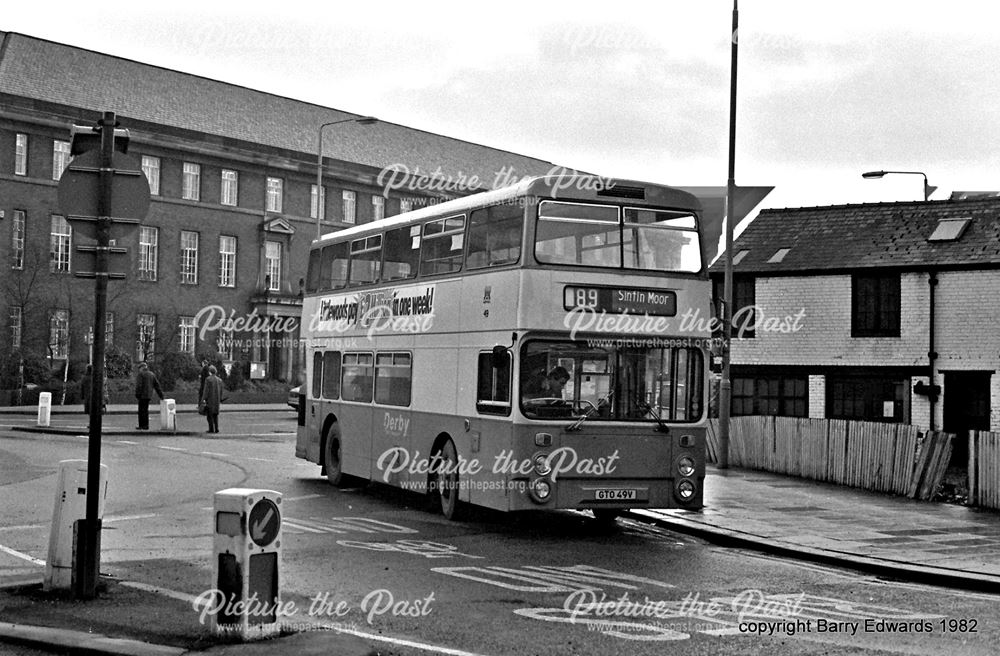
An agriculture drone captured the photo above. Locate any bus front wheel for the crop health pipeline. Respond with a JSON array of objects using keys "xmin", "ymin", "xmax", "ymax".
[{"xmin": 430, "ymin": 439, "xmax": 464, "ymax": 521}]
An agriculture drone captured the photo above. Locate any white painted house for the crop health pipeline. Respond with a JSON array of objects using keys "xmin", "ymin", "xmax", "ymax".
[{"xmin": 711, "ymin": 196, "xmax": 1000, "ymax": 461}]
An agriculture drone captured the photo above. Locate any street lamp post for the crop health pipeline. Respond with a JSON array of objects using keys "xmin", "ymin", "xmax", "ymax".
[
  {"xmin": 861, "ymin": 170, "xmax": 936, "ymax": 201},
  {"xmin": 316, "ymin": 116, "xmax": 378, "ymax": 239}
]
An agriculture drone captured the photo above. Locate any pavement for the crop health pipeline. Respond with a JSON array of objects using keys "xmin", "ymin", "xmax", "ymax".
[{"xmin": 1, "ymin": 411, "xmax": 998, "ymax": 655}]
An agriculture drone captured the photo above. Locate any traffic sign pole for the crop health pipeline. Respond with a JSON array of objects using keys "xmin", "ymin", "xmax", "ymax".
[{"xmin": 76, "ymin": 111, "xmax": 116, "ymax": 599}]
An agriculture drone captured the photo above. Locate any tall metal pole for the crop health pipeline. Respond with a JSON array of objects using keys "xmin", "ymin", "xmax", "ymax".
[
  {"xmin": 718, "ymin": 0, "xmax": 739, "ymax": 470},
  {"xmin": 77, "ymin": 111, "xmax": 115, "ymax": 598}
]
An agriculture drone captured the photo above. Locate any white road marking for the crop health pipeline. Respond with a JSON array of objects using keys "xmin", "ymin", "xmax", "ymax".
[
  {"xmin": 104, "ymin": 513, "xmax": 157, "ymax": 523},
  {"xmin": 247, "ymin": 457, "xmax": 273, "ymax": 462},
  {"xmin": 284, "ymin": 494, "xmax": 322, "ymax": 502},
  {"xmin": 282, "ymin": 520, "xmax": 326, "ymax": 534},
  {"xmin": 116, "ymin": 440, "xmax": 139, "ymax": 445},
  {"xmin": 200, "ymin": 451, "xmax": 230, "ymax": 457},
  {"xmin": 158, "ymin": 446, "xmax": 188, "ymax": 452},
  {"xmin": 119, "ymin": 581, "xmax": 201, "ymax": 605},
  {"xmin": 0, "ymin": 544, "xmax": 45, "ymax": 566},
  {"xmin": 331, "ymin": 625, "xmax": 488, "ymax": 656}
]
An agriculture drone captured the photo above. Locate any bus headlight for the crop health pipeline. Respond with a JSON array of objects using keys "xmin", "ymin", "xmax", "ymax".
[
  {"xmin": 533, "ymin": 453, "xmax": 552, "ymax": 476},
  {"xmin": 676, "ymin": 479, "xmax": 696, "ymax": 501},
  {"xmin": 530, "ymin": 479, "xmax": 552, "ymax": 502},
  {"xmin": 677, "ymin": 456, "xmax": 696, "ymax": 478}
]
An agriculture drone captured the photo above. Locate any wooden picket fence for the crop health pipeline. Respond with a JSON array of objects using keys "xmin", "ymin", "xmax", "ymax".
[
  {"xmin": 706, "ymin": 417, "xmax": 953, "ymax": 501},
  {"xmin": 969, "ymin": 430, "xmax": 1000, "ymax": 510}
]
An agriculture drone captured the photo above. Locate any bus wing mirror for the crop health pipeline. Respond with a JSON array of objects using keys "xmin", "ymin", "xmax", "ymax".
[{"xmin": 491, "ymin": 345, "xmax": 508, "ymax": 369}]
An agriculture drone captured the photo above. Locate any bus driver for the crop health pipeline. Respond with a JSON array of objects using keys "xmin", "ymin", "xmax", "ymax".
[{"xmin": 523, "ymin": 366, "xmax": 570, "ymax": 401}]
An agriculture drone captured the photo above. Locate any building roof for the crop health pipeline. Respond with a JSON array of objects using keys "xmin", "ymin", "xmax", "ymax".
[
  {"xmin": 709, "ymin": 196, "xmax": 1000, "ymax": 274},
  {"xmin": 0, "ymin": 31, "xmax": 561, "ymax": 186}
]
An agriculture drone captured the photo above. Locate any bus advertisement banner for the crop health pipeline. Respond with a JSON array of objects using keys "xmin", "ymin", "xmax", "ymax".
[{"xmin": 310, "ymin": 283, "xmax": 437, "ymax": 336}]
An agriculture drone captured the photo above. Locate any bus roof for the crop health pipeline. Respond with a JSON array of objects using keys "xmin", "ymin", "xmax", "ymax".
[{"xmin": 314, "ymin": 175, "xmax": 702, "ymax": 246}]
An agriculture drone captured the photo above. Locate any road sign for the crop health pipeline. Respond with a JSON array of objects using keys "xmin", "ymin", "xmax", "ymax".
[
  {"xmin": 73, "ymin": 242, "xmax": 130, "ymax": 279},
  {"xmin": 248, "ymin": 498, "xmax": 281, "ymax": 547},
  {"xmin": 57, "ymin": 149, "xmax": 150, "ymax": 225}
]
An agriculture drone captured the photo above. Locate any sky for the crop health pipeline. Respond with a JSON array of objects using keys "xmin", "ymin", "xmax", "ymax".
[{"xmin": 4, "ymin": 0, "xmax": 998, "ymax": 219}]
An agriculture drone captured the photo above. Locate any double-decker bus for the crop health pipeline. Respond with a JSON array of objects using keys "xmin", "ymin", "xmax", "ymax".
[{"xmin": 295, "ymin": 174, "xmax": 710, "ymax": 520}]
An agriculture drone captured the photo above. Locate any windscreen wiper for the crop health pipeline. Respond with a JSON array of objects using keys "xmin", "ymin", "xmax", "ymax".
[
  {"xmin": 565, "ymin": 390, "xmax": 614, "ymax": 432},
  {"xmin": 639, "ymin": 400, "xmax": 671, "ymax": 434}
]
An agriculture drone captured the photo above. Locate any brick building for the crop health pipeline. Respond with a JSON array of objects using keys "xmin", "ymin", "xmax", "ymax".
[
  {"xmin": 0, "ymin": 31, "xmax": 562, "ymax": 385},
  {"xmin": 710, "ymin": 197, "xmax": 1000, "ymax": 458}
]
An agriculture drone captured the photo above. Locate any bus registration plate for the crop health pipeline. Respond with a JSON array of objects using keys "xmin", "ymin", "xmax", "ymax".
[{"xmin": 594, "ymin": 488, "xmax": 637, "ymax": 501}]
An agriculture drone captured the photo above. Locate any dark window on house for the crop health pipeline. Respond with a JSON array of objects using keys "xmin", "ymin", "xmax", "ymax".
[
  {"xmin": 827, "ymin": 375, "xmax": 905, "ymax": 422},
  {"xmin": 732, "ymin": 375, "xmax": 807, "ymax": 417},
  {"xmin": 477, "ymin": 349, "xmax": 512, "ymax": 415},
  {"xmin": 852, "ymin": 273, "xmax": 900, "ymax": 337},
  {"xmin": 712, "ymin": 276, "xmax": 756, "ymax": 338}
]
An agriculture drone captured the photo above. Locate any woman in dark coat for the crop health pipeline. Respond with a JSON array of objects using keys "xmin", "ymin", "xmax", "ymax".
[{"xmin": 200, "ymin": 365, "xmax": 223, "ymax": 434}]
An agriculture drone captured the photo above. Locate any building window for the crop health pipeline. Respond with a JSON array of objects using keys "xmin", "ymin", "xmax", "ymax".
[
  {"xmin": 342, "ymin": 190, "xmax": 356, "ymax": 224},
  {"xmin": 732, "ymin": 375, "xmax": 807, "ymax": 417},
  {"xmin": 50, "ymin": 215, "xmax": 71, "ymax": 273},
  {"xmin": 136, "ymin": 313, "xmax": 156, "ymax": 362},
  {"xmin": 311, "ymin": 184, "xmax": 325, "ymax": 220},
  {"xmin": 180, "ymin": 230, "xmax": 199, "ymax": 284},
  {"xmin": 12, "ymin": 210, "xmax": 25, "ymax": 270},
  {"xmin": 399, "ymin": 198, "xmax": 413, "ymax": 214},
  {"xmin": 106, "ymin": 312, "xmax": 115, "ymax": 348},
  {"xmin": 10, "ymin": 305, "xmax": 22, "ymax": 350},
  {"xmin": 141, "ymin": 156, "xmax": 161, "ymax": 195},
  {"xmin": 219, "ymin": 235, "xmax": 237, "ymax": 287},
  {"xmin": 182, "ymin": 162, "xmax": 201, "ymax": 201},
  {"xmin": 139, "ymin": 226, "xmax": 159, "ymax": 281},
  {"xmin": 265, "ymin": 240, "xmax": 281, "ymax": 291},
  {"xmin": 221, "ymin": 169, "xmax": 239, "ymax": 206},
  {"xmin": 52, "ymin": 140, "xmax": 70, "ymax": 180},
  {"xmin": 266, "ymin": 177, "xmax": 283, "ymax": 213},
  {"xmin": 372, "ymin": 195, "xmax": 385, "ymax": 221},
  {"xmin": 712, "ymin": 276, "xmax": 756, "ymax": 338},
  {"xmin": 15, "ymin": 133, "xmax": 28, "ymax": 176},
  {"xmin": 179, "ymin": 316, "xmax": 196, "ymax": 354},
  {"xmin": 852, "ymin": 272, "xmax": 900, "ymax": 338},
  {"xmin": 217, "ymin": 328, "xmax": 234, "ymax": 361},
  {"xmin": 49, "ymin": 309, "xmax": 70, "ymax": 359},
  {"xmin": 828, "ymin": 375, "xmax": 905, "ymax": 423}
]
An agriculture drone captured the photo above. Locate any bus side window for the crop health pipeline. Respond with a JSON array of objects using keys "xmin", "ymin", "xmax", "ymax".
[
  {"xmin": 382, "ymin": 225, "xmax": 419, "ymax": 281},
  {"xmin": 321, "ymin": 242, "xmax": 350, "ymax": 290},
  {"xmin": 476, "ymin": 349, "xmax": 511, "ymax": 415},
  {"xmin": 349, "ymin": 235, "xmax": 382, "ymax": 286},
  {"xmin": 342, "ymin": 352, "xmax": 374, "ymax": 403},
  {"xmin": 322, "ymin": 351, "xmax": 341, "ymax": 399},
  {"xmin": 467, "ymin": 204, "xmax": 523, "ymax": 269},
  {"xmin": 306, "ymin": 248, "xmax": 322, "ymax": 293},
  {"xmin": 375, "ymin": 352, "xmax": 412, "ymax": 406},
  {"xmin": 420, "ymin": 215, "xmax": 465, "ymax": 276},
  {"xmin": 311, "ymin": 351, "xmax": 324, "ymax": 399}
]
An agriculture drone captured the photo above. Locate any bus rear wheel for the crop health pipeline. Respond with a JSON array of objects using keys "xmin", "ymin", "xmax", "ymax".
[
  {"xmin": 430, "ymin": 439, "xmax": 464, "ymax": 521},
  {"xmin": 323, "ymin": 425, "xmax": 347, "ymax": 487}
]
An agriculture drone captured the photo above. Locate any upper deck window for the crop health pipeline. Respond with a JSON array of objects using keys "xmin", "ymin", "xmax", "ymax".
[
  {"xmin": 535, "ymin": 201, "xmax": 701, "ymax": 273},
  {"xmin": 420, "ymin": 215, "xmax": 465, "ymax": 276},
  {"xmin": 349, "ymin": 235, "xmax": 382, "ymax": 286},
  {"xmin": 467, "ymin": 204, "xmax": 524, "ymax": 269}
]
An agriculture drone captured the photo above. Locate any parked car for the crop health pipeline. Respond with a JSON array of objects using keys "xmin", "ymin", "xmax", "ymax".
[{"xmin": 287, "ymin": 385, "xmax": 301, "ymax": 411}]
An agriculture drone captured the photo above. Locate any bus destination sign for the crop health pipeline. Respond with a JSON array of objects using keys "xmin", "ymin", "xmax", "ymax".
[{"xmin": 563, "ymin": 285, "xmax": 676, "ymax": 316}]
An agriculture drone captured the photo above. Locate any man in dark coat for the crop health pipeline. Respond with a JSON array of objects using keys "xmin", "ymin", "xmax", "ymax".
[
  {"xmin": 200, "ymin": 365, "xmax": 223, "ymax": 434},
  {"xmin": 134, "ymin": 362, "xmax": 164, "ymax": 430}
]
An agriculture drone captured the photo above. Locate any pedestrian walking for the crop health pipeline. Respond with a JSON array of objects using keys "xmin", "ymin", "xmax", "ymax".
[
  {"xmin": 134, "ymin": 362, "xmax": 164, "ymax": 430},
  {"xmin": 200, "ymin": 365, "xmax": 223, "ymax": 434},
  {"xmin": 198, "ymin": 359, "xmax": 210, "ymax": 399}
]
